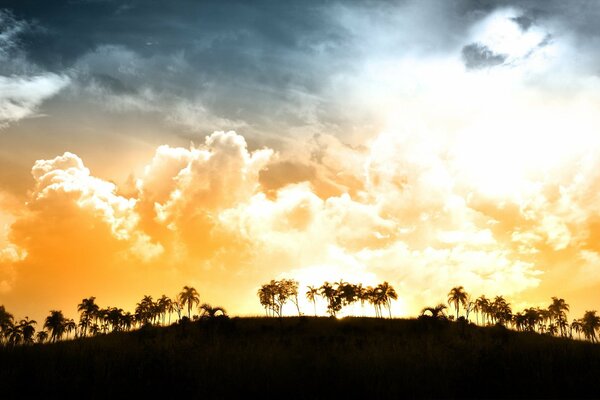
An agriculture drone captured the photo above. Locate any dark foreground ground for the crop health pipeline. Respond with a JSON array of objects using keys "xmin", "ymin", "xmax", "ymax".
[{"xmin": 1, "ymin": 317, "xmax": 599, "ymax": 398}]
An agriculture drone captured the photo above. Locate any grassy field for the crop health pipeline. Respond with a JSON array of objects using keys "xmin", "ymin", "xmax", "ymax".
[{"xmin": 1, "ymin": 316, "xmax": 599, "ymax": 398}]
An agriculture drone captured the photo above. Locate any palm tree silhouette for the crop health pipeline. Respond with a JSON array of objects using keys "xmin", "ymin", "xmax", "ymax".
[
  {"xmin": 548, "ymin": 297, "xmax": 569, "ymax": 337},
  {"xmin": 64, "ymin": 318, "xmax": 76, "ymax": 338},
  {"xmin": 167, "ymin": 299, "xmax": 178, "ymax": 324},
  {"xmin": 19, "ymin": 317, "xmax": 36, "ymax": 345},
  {"xmin": 474, "ymin": 295, "xmax": 489, "ymax": 325},
  {"xmin": 178, "ymin": 286, "xmax": 200, "ymax": 319},
  {"xmin": 356, "ymin": 284, "xmax": 368, "ymax": 316},
  {"xmin": 522, "ymin": 308, "xmax": 541, "ymax": 332},
  {"xmin": 571, "ymin": 319, "xmax": 583, "ymax": 340},
  {"xmin": 376, "ymin": 282, "xmax": 398, "ymax": 319},
  {"xmin": 122, "ymin": 312, "xmax": 134, "ymax": 331},
  {"xmin": 305, "ymin": 286, "xmax": 319, "ymax": 316},
  {"xmin": 513, "ymin": 312, "xmax": 527, "ymax": 331},
  {"xmin": 420, "ymin": 303, "xmax": 448, "ymax": 320},
  {"xmin": 135, "ymin": 295, "xmax": 154, "ymax": 326},
  {"xmin": 447, "ymin": 286, "xmax": 468, "ymax": 320},
  {"xmin": 36, "ymin": 330, "xmax": 48, "ymax": 344},
  {"xmin": 106, "ymin": 308, "xmax": 124, "ymax": 332},
  {"xmin": 320, "ymin": 282, "xmax": 341, "ymax": 317},
  {"xmin": 258, "ymin": 284, "xmax": 275, "ymax": 317},
  {"xmin": 284, "ymin": 279, "xmax": 301, "ymax": 316},
  {"xmin": 5, "ymin": 323, "xmax": 22, "ymax": 346},
  {"xmin": 582, "ymin": 310, "xmax": 600, "ymax": 343},
  {"xmin": 157, "ymin": 295, "xmax": 172, "ymax": 326},
  {"xmin": 337, "ymin": 281, "xmax": 358, "ymax": 315},
  {"xmin": 77, "ymin": 297, "xmax": 99, "ymax": 337},
  {"xmin": 199, "ymin": 303, "xmax": 227, "ymax": 319},
  {"xmin": 365, "ymin": 286, "xmax": 380, "ymax": 317},
  {"xmin": 489, "ymin": 296, "xmax": 512, "ymax": 326},
  {"xmin": 89, "ymin": 323, "xmax": 100, "ymax": 336},
  {"xmin": 44, "ymin": 310, "xmax": 66, "ymax": 342},
  {"xmin": 0, "ymin": 305, "xmax": 14, "ymax": 344}
]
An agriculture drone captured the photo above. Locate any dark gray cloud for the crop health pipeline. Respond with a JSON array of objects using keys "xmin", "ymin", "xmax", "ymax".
[
  {"xmin": 462, "ymin": 43, "xmax": 507, "ymax": 69},
  {"xmin": 511, "ymin": 15, "xmax": 533, "ymax": 31}
]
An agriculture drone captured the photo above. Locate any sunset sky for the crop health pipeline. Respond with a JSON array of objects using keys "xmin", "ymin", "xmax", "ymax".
[{"xmin": 1, "ymin": 0, "xmax": 600, "ymax": 322}]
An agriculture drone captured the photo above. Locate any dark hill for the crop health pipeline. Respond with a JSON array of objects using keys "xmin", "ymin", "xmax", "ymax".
[{"xmin": 1, "ymin": 317, "xmax": 599, "ymax": 398}]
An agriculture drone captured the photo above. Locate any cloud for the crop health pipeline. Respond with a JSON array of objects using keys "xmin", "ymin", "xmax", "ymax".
[
  {"xmin": 0, "ymin": 9, "xmax": 26, "ymax": 59},
  {"xmin": 0, "ymin": 10, "xmax": 70, "ymax": 128},
  {"xmin": 0, "ymin": 74, "xmax": 70, "ymax": 128},
  {"xmin": 8, "ymin": 151, "xmax": 162, "ymax": 267},
  {"xmin": 0, "ymin": 150, "xmax": 168, "ymax": 320},
  {"xmin": 462, "ymin": 43, "xmax": 507, "ymax": 69},
  {"xmin": 4, "ymin": 123, "xmax": 600, "ymax": 318}
]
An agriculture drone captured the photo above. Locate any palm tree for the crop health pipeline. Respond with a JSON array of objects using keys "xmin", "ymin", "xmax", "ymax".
[
  {"xmin": 447, "ymin": 286, "xmax": 469, "ymax": 320},
  {"xmin": 548, "ymin": 297, "xmax": 569, "ymax": 337},
  {"xmin": 582, "ymin": 310, "xmax": 600, "ymax": 343},
  {"xmin": 491, "ymin": 296, "xmax": 512, "ymax": 326},
  {"xmin": 0, "ymin": 305, "xmax": 14, "ymax": 345},
  {"xmin": 258, "ymin": 284, "xmax": 275, "ymax": 317},
  {"xmin": 365, "ymin": 286, "xmax": 381, "ymax": 317},
  {"xmin": 420, "ymin": 303, "xmax": 448, "ymax": 320},
  {"xmin": 121, "ymin": 312, "xmax": 134, "ymax": 331},
  {"xmin": 157, "ymin": 295, "xmax": 172, "ymax": 326},
  {"xmin": 135, "ymin": 295, "xmax": 154, "ymax": 326},
  {"xmin": 44, "ymin": 310, "xmax": 66, "ymax": 342},
  {"xmin": 513, "ymin": 313, "xmax": 527, "ymax": 331},
  {"xmin": 474, "ymin": 295, "xmax": 489, "ymax": 325},
  {"xmin": 178, "ymin": 286, "xmax": 200, "ymax": 319},
  {"xmin": 305, "ymin": 286, "xmax": 319, "ymax": 316},
  {"xmin": 571, "ymin": 319, "xmax": 583, "ymax": 340},
  {"xmin": 356, "ymin": 284, "xmax": 368, "ymax": 316},
  {"xmin": 376, "ymin": 282, "xmax": 398, "ymax": 319},
  {"xmin": 106, "ymin": 308, "xmax": 124, "ymax": 332},
  {"xmin": 19, "ymin": 317, "xmax": 37, "ymax": 344},
  {"xmin": 538, "ymin": 308, "xmax": 552, "ymax": 333},
  {"xmin": 64, "ymin": 319, "xmax": 76, "ymax": 339},
  {"xmin": 199, "ymin": 303, "xmax": 227, "ymax": 319},
  {"xmin": 89, "ymin": 323, "xmax": 100, "ymax": 336},
  {"xmin": 320, "ymin": 282, "xmax": 341, "ymax": 317},
  {"xmin": 77, "ymin": 297, "xmax": 99, "ymax": 337},
  {"xmin": 167, "ymin": 299, "xmax": 178, "ymax": 325},
  {"xmin": 36, "ymin": 330, "xmax": 48, "ymax": 344},
  {"xmin": 5, "ymin": 324, "xmax": 22, "ymax": 346},
  {"xmin": 281, "ymin": 279, "xmax": 301, "ymax": 316},
  {"xmin": 523, "ymin": 307, "xmax": 541, "ymax": 332}
]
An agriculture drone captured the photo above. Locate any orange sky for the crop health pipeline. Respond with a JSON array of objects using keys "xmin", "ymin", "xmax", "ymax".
[{"xmin": 1, "ymin": 4, "xmax": 600, "ymax": 323}]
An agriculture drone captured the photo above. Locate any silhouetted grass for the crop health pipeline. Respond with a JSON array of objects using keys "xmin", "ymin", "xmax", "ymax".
[{"xmin": 1, "ymin": 317, "xmax": 599, "ymax": 398}]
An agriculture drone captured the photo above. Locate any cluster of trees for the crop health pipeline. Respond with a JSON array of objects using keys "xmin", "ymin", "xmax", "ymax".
[
  {"xmin": 2, "ymin": 281, "xmax": 600, "ymax": 346},
  {"xmin": 258, "ymin": 279, "xmax": 398, "ymax": 318},
  {"xmin": 0, "ymin": 285, "xmax": 227, "ymax": 346},
  {"xmin": 422, "ymin": 286, "xmax": 600, "ymax": 342}
]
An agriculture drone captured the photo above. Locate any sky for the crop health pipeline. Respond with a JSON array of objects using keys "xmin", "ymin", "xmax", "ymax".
[{"xmin": 1, "ymin": 0, "xmax": 600, "ymax": 322}]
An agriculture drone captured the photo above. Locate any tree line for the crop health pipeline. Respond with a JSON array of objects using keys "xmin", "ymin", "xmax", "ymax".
[
  {"xmin": 2, "ymin": 282, "xmax": 599, "ymax": 346},
  {"xmin": 258, "ymin": 279, "xmax": 398, "ymax": 318},
  {"xmin": 0, "ymin": 285, "xmax": 227, "ymax": 346},
  {"xmin": 426, "ymin": 285, "xmax": 600, "ymax": 342},
  {"xmin": 258, "ymin": 280, "xmax": 600, "ymax": 342}
]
